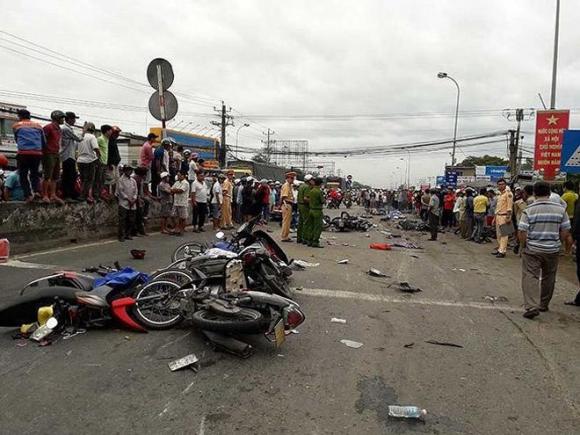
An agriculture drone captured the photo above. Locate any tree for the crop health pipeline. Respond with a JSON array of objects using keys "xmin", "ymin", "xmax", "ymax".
[{"xmin": 458, "ymin": 155, "xmax": 508, "ymax": 167}]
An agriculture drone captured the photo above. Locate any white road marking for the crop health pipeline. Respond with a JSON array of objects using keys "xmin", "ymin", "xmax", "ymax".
[
  {"xmin": 0, "ymin": 260, "xmax": 59, "ymax": 270},
  {"xmin": 14, "ymin": 239, "xmax": 119, "ymax": 260},
  {"xmin": 198, "ymin": 415, "xmax": 207, "ymax": 435},
  {"xmin": 297, "ymin": 287, "xmax": 522, "ymax": 311}
]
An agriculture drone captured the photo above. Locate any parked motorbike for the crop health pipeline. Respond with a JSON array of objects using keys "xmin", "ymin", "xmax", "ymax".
[
  {"xmin": 323, "ymin": 211, "xmax": 373, "ymax": 232},
  {"xmin": 131, "ymin": 259, "xmax": 305, "ymax": 349},
  {"xmin": 0, "ymin": 265, "xmax": 148, "ymax": 332}
]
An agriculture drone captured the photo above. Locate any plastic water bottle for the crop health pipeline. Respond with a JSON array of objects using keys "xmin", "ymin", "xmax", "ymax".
[{"xmin": 388, "ymin": 405, "xmax": 427, "ymax": 420}]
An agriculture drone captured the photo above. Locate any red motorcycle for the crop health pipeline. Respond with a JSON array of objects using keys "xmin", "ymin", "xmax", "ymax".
[{"xmin": 0, "ymin": 265, "xmax": 147, "ymax": 332}]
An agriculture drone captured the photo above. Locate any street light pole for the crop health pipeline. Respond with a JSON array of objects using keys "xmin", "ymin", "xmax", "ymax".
[
  {"xmin": 235, "ymin": 123, "xmax": 250, "ymax": 159},
  {"xmin": 550, "ymin": 0, "xmax": 561, "ymax": 109},
  {"xmin": 437, "ymin": 72, "xmax": 461, "ymax": 167}
]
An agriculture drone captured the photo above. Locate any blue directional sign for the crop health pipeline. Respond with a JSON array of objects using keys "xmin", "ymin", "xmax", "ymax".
[
  {"xmin": 560, "ymin": 130, "xmax": 580, "ymax": 174},
  {"xmin": 485, "ymin": 166, "xmax": 507, "ymax": 181},
  {"xmin": 445, "ymin": 170, "xmax": 458, "ymax": 187}
]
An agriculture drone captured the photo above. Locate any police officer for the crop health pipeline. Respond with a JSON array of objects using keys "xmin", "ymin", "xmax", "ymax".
[
  {"xmin": 297, "ymin": 174, "xmax": 312, "ymax": 244},
  {"xmin": 280, "ymin": 171, "xmax": 296, "ymax": 242},
  {"xmin": 307, "ymin": 177, "xmax": 324, "ymax": 248}
]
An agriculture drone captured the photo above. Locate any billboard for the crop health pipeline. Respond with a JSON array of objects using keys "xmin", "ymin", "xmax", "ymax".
[
  {"xmin": 150, "ymin": 128, "xmax": 218, "ymax": 161},
  {"xmin": 534, "ymin": 110, "xmax": 570, "ymax": 179}
]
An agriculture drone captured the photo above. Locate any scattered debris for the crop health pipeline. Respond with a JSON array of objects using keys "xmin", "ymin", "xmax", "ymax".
[
  {"xmin": 291, "ymin": 260, "xmax": 320, "ymax": 268},
  {"xmin": 326, "ymin": 240, "xmax": 337, "ymax": 246},
  {"xmin": 483, "ymin": 295, "xmax": 509, "ymax": 303},
  {"xmin": 410, "ymin": 255, "xmax": 420, "ymax": 259},
  {"xmin": 403, "ymin": 342, "xmax": 415, "ymax": 348},
  {"xmin": 331, "ymin": 317, "xmax": 347, "ymax": 324},
  {"xmin": 169, "ymin": 353, "xmax": 200, "ymax": 372},
  {"xmin": 369, "ymin": 243, "xmax": 392, "ymax": 250},
  {"xmin": 340, "ymin": 339, "xmax": 364, "ymax": 349},
  {"xmin": 130, "ymin": 249, "xmax": 147, "ymax": 259},
  {"xmin": 295, "ymin": 286, "xmax": 303, "ymax": 291},
  {"xmin": 397, "ymin": 282, "xmax": 422, "ymax": 293},
  {"xmin": 337, "ymin": 259, "xmax": 349, "ymax": 264},
  {"xmin": 368, "ymin": 268, "xmax": 387, "ymax": 277},
  {"xmin": 388, "ymin": 405, "xmax": 427, "ymax": 420},
  {"xmin": 365, "ymin": 234, "xmax": 371, "ymax": 238},
  {"xmin": 425, "ymin": 340, "xmax": 463, "ymax": 348},
  {"xmin": 393, "ymin": 240, "xmax": 423, "ymax": 249}
]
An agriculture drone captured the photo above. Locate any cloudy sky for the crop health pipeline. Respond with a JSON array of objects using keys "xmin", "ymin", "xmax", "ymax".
[{"xmin": 2, "ymin": 0, "xmax": 579, "ymax": 186}]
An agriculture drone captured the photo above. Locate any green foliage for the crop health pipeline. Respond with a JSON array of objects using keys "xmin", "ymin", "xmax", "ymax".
[{"xmin": 459, "ymin": 155, "xmax": 509, "ymax": 167}]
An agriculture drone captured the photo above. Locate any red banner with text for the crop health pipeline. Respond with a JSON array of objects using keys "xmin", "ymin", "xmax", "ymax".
[{"xmin": 534, "ymin": 110, "xmax": 570, "ymax": 179}]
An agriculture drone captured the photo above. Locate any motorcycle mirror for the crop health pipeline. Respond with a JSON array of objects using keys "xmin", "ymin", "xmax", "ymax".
[
  {"xmin": 46, "ymin": 317, "xmax": 58, "ymax": 329},
  {"xmin": 215, "ymin": 231, "xmax": 225, "ymax": 240}
]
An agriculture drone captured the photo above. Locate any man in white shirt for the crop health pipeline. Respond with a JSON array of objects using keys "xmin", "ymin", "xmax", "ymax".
[
  {"xmin": 171, "ymin": 170, "xmax": 190, "ymax": 236},
  {"xmin": 76, "ymin": 122, "xmax": 100, "ymax": 203},
  {"xmin": 210, "ymin": 174, "xmax": 224, "ymax": 230},
  {"xmin": 190, "ymin": 171, "xmax": 208, "ymax": 232},
  {"xmin": 117, "ymin": 165, "xmax": 137, "ymax": 241}
]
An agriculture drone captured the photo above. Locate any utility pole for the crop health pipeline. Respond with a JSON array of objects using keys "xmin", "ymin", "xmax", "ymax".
[
  {"xmin": 262, "ymin": 128, "xmax": 275, "ymax": 163},
  {"xmin": 503, "ymin": 108, "xmax": 533, "ymax": 181},
  {"xmin": 211, "ymin": 101, "xmax": 233, "ymax": 167}
]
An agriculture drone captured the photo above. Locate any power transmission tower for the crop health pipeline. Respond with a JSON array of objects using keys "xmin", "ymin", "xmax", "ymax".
[
  {"xmin": 261, "ymin": 128, "xmax": 275, "ymax": 162},
  {"xmin": 211, "ymin": 101, "xmax": 234, "ymax": 167}
]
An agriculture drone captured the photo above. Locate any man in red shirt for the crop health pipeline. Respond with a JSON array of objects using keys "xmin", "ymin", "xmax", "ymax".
[
  {"xmin": 139, "ymin": 133, "xmax": 158, "ymax": 184},
  {"xmin": 442, "ymin": 188, "xmax": 456, "ymax": 228},
  {"xmin": 42, "ymin": 110, "xmax": 65, "ymax": 204}
]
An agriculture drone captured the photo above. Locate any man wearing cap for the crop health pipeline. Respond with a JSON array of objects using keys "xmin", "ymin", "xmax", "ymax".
[
  {"xmin": 280, "ymin": 172, "xmax": 296, "ymax": 242},
  {"xmin": 139, "ymin": 132, "xmax": 158, "ymax": 184},
  {"xmin": 13, "ymin": 109, "xmax": 46, "ymax": 203},
  {"xmin": 306, "ymin": 177, "xmax": 324, "ymax": 248},
  {"xmin": 221, "ymin": 170, "xmax": 234, "ymax": 229},
  {"xmin": 297, "ymin": 174, "xmax": 312, "ymax": 244},
  {"xmin": 492, "ymin": 178, "xmax": 513, "ymax": 258},
  {"xmin": 42, "ymin": 110, "xmax": 65, "ymax": 204},
  {"xmin": 60, "ymin": 112, "xmax": 83, "ymax": 201}
]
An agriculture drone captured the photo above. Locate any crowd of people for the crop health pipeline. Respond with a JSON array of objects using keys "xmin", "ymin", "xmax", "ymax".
[{"xmin": 356, "ymin": 179, "xmax": 580, "ymax": 319}]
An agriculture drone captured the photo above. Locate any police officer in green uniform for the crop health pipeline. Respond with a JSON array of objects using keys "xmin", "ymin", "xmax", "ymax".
[
  {"xmin": 297, "ymin": 174, "xmax": 312, "ymax": 244},
  {"xmin": 307, "ymin": 177, "xmax": 324, "ymax": 248}
]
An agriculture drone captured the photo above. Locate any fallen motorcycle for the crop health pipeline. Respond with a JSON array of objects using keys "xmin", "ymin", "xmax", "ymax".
[
  {"xmin": 172, "ymin": 215, "xmax": 291, "ymax": 269},
  {"xmin": 131, "ymin": 259, "xmax": 305, "ymax": 347},
  {"xmin": 0, "ymin": 265, "xmax": 149, "ymax": 332}
]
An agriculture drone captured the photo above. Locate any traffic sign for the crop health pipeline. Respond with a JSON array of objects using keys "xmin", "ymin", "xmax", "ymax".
[
  {"xmin": 148, "ymin": 90, "xmax": 178, "ymax": 122},
  {"xmin": 560, "ymin": 130, "xmax": 580, "ymax": 173},
  {"xmin": 146, "ymin": 58, "xmax": 174, "ymax": 90}
]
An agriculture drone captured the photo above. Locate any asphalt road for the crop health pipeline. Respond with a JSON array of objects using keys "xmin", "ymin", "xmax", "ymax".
[{"xmin": 1, "ymin": 207, "xmax": 579, "ymax": 434}]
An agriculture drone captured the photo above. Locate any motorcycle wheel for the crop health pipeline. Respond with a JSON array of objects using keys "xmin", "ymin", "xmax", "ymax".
[
  {"xmin": 259, "ymin": 262, "xmax": 292, "ymax": 299},
  {"xmin": 192, "ymin": 308, "xmax": 265, "ymax": 333},
  {"xmin": 172, "ymin": 242, "xmax": 205, "ymax": 262},
  {"xmin": 340, "ymin": 211, "xmax": 351, "ymax": 220},
  {"xmin": 322, "ymin": 215, "xmax": 331, "ymax": 229},
  {"xmin": 149, "ymin": 269, "xmax": 197, "ymax": 287},
  {"xmin": 132, "ymin": 280, "xmax": 184, "ymax": 330}
]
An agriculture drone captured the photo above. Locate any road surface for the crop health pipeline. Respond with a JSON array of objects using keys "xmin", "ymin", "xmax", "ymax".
[{"xmin": 1, "ymin": 208, "xmax": 579, "ymax": 434}]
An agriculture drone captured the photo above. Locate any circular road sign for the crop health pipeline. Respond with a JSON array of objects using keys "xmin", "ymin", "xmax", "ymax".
[
  {"xmin": 146, "ymin": 58, "xmax": 174, "ymax": 90},
  {"xmin": 148, "ymin": 90, "xmax": 178, "ymax": 121}
]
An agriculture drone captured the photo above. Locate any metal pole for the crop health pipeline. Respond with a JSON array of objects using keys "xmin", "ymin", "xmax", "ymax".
[
  {"xmin": 407, "ymin": 150, "xmax": 411, "ymax": 187},
  {"xmin": 220, "ymin": 101, "xmax": 227, "ymax": 167},
  {"xmin": 156, "ymin": 65, "xmax": 166, "ymax": 137},
  {"xmin": 550, "ymin": 0, "xmax": 561, "ymax": 109},
  {"xmin": 448, "ymin": 76, "xmax": 460, "ymax": 166}
]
